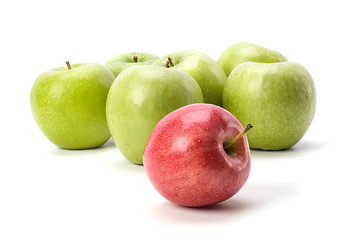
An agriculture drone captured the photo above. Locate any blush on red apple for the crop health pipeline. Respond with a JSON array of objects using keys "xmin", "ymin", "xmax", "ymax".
[{"xmin": 143, "ymin": 103, "xmax": 252, "ymax": 207}]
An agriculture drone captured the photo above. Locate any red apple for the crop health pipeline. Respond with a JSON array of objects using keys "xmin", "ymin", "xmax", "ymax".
[{"xmin": 143, "ymin": 103, "xmax": 252, "ymax": 207}]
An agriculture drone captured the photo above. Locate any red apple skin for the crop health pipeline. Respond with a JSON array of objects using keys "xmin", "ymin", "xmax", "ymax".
[{"xmin": 143, "ymin": 103, "xmax": 251, "ymax": 207}]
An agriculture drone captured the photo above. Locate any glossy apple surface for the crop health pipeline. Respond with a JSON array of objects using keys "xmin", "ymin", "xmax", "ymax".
[
  {"xmin": 143, "ymin": 103, "xmax": 251, "ymax": 207},
  {"xmin": 153, "ymin": 50, "xmax": 227, "ymax": 106},
  {"xmin": 218, "ymin": 42, "xmax": 288, "ymax": 76},
  {"xmin": 105, "ymin": 52, "xmax": 159, "ymax": 77},
  {"xmin": 106, "ymin": 65, "xmax": 203, "ymax": 165},
  {"xmin": 30, "ymin": 62, "xmax": 115, "ymax": 149},
  {"xmin": 223, "ymin": 62, "xmax": 316, "ymax": 150}
]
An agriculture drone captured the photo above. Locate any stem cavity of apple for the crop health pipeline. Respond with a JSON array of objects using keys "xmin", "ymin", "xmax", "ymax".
[
  {"xmin": 66, "ymin": 61, "xmax": 71, "ymax": 70},
  {"xmin": 133, "ymin": 56, "xmax": 138, "ymax": 63},
  {"xmin": 224, "ymin": 124, "xmax": 253, "ymax": 151},
  {"xmin": 166, "ymin": 57, "xmax": 174, "ymax": 68}
]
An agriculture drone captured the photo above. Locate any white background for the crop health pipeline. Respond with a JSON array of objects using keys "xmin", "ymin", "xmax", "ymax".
[{"xmin": 1, "ymin": 0, "xmax": 359, "ymax": 239}]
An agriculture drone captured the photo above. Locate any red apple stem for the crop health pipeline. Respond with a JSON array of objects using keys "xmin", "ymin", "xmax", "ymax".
[
  {"xmin": 133, "ymin": 55, "xmax": 138, "ymax": 63},
  {"xmin": 224, "ymin": 124, "xmax": 253, "ymax": 150},
  {"xmin": 66, "ymin": 61, "xmax": 71, "ymax": 70},
  {"xmin": 166, "ymin": 57, "xmax": 174, "ymax": 68}
]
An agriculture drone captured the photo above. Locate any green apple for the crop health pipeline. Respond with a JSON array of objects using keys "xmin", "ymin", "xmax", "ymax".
[
  {"xmin": 218, "ymin": 42, "xmax": 288, "ymax": 76},
  {"xmin": 223, "ymin": 62, "xmax": 316, "ymax": 150},
  {"xmin": 106, "ymin": 65, "xmax": 204, "ymax": 164},
  {"xmin": 30, "ymin": 62, "xmax": 115, "ymax": 149},
  {"xmin": 152, "ymin": 50, "xmax": 227, "ymax": 106},
  {"xmin": 105, "ymin": 52, "xmax": 159, "ymax": 77}
]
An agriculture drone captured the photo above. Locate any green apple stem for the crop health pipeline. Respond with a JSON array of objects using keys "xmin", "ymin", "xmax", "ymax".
[
  {"xmin": 66, "ymin": 61, "xmax": 71, "ymax": 70},
  {"xmin": 133, "ymin": 56, "xmax": 138, "ymax": 63},
  {"xmin": 224, "ymin": 124, "xmax": 253, "ymax": 150},
  {"xmin": 166, "ymin": 57, "xmax": 174, "ymax": 68}
]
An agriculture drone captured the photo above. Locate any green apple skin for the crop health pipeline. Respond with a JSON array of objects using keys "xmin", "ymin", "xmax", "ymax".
[
  {"xmin": 223, "ymin": 62, "xmax": 316, "ymax": 150},
  {"xmin": 218, "ymin": 42, "xmax": 288, "ymax": 76},
  {"xmin": 105, "ymin": 52, "xmax": 159, "ymax": 77},
  {"xmin": 152, "ymin": 50, "xmax": 227, "ymax": 106},
  {"xmin": 106, "ymin": 65, "xmax": 204, "ymax": 164},
  {"xmin": 30, "ymin": 63, "xmax": 115, "ymax": 149}
]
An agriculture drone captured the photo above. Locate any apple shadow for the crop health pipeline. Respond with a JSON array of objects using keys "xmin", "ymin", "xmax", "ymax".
[
  {"xmin": 148, "ymin": 198, "xmax": 250, "ymax": 224},
  {"xmin": 107, "ymin": 157, "xmax": 145, "ymax": 175},
  {"xmin": 250, "ymin": 139, "xmax": 327, "ymax": 160},
  {"xmin": 48, "ymin": 138, "xmax": 116, "ymax": 157},
  {"xmin": 148, "ymin": 183, "xmax": 299, "ymax": 224}
]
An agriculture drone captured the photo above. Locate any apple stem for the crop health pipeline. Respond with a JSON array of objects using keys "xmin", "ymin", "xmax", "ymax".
[
  {"xmin": 133, "ymin": 56, "xmax": 138, "ymax": 63},
  {"xmin": 166, "ymin": 57, "xmax": 174, "ymax": 68},
  {"xmin": 224, "ymin": 124, "xmax": 253, "ymax": 150},
  {"xmin": 66, "ymin": 61, "xmax": 71, "ymax": 70}
]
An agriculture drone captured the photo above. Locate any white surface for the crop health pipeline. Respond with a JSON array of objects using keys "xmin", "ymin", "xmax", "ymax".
[{"xmin": 1, "ymin": 0, "xmax": 359, "ymax": 239}]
